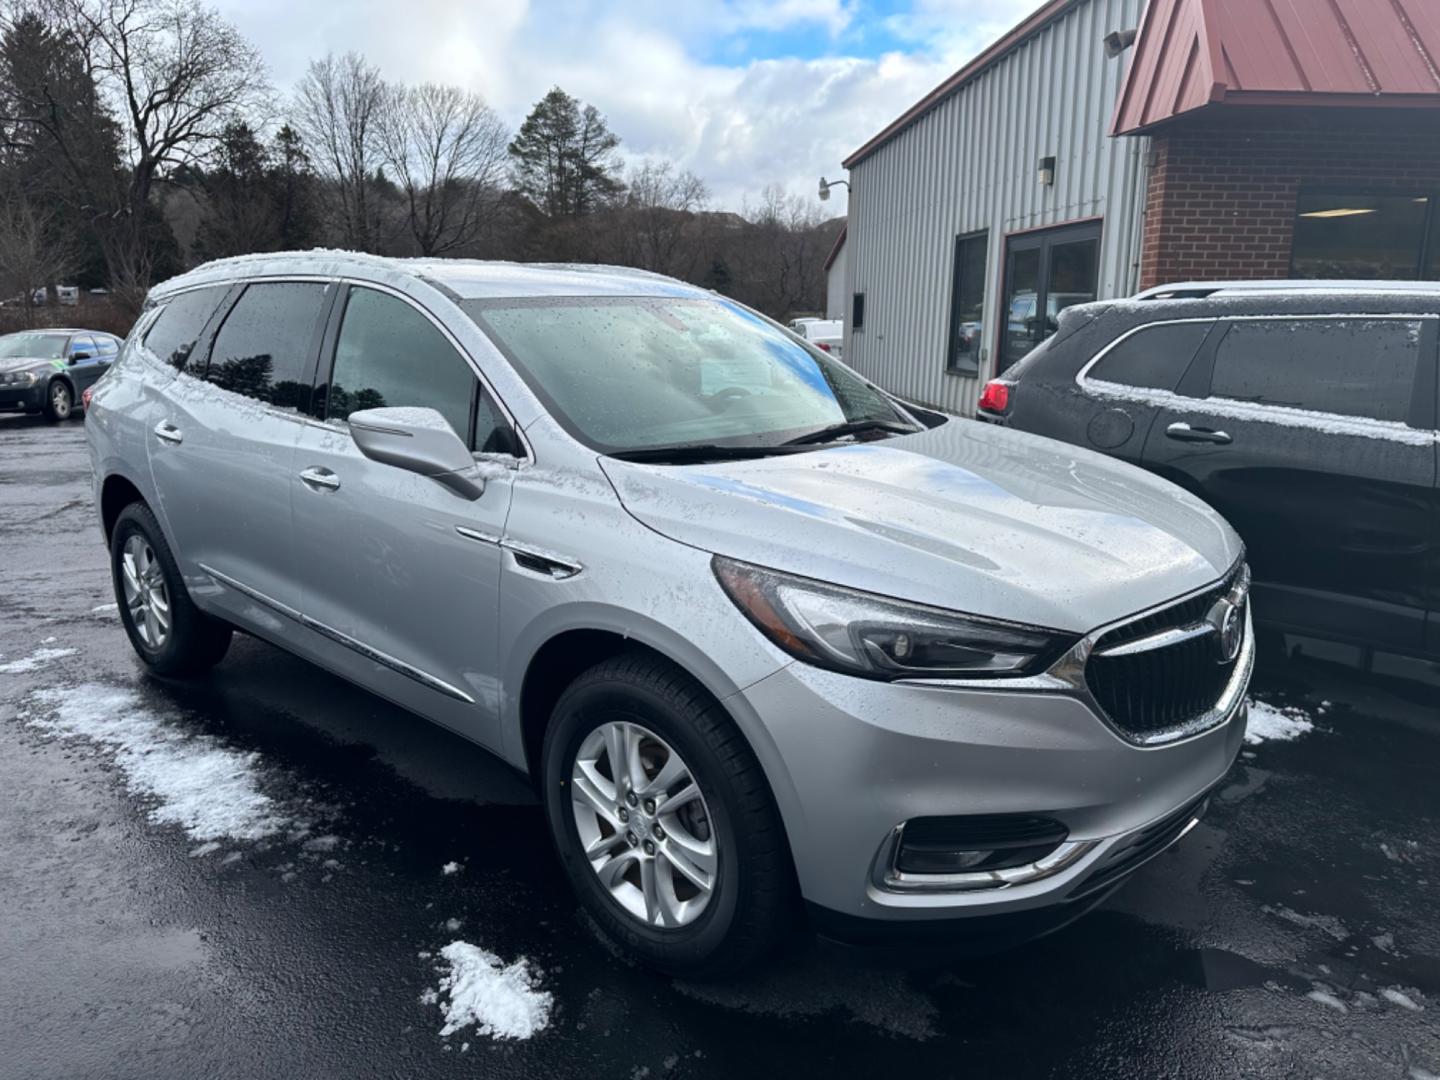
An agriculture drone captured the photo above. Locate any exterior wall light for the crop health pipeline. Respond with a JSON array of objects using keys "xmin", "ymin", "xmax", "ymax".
[{"xmin": 819, "ymin": 176, "xmax": 850, "ymax": 202}]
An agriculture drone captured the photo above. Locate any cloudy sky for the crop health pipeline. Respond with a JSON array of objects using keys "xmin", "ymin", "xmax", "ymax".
[{"xmin": 212, "ymin": 0, "xmax": 1039, "ymax": 211}]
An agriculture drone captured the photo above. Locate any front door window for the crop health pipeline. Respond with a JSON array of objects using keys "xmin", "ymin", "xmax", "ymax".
[{"xmin": 1000, "ymin": 222, "xmax": 1101, "ymax": 372}]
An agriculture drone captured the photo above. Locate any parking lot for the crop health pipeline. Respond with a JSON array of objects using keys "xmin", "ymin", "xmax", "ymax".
[{"xmin": 2, "ymin": 412, "xmax": 1438, "ymax": 1079}]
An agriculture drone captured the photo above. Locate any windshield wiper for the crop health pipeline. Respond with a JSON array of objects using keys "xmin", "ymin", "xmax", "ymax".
[
  {"xmin": 782, "ymin": 418, "xmax": 918, "ymax": 446},
  {"xmin": 606, "ymin": 444, "xmax": 808, "ymax": 464}
]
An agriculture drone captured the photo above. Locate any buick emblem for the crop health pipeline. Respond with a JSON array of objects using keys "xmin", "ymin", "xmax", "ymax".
[{"xmin": 1208, "ymin": 598, "xmax": 1243, "ymax": 664}]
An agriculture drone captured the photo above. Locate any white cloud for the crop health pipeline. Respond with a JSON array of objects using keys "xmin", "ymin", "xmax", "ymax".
[{"xmin": 213, "ymin": 0, "xmax": 1040, "ymax": 209}]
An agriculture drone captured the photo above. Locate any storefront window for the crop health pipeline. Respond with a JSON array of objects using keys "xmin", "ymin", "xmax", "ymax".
[
  {"xmin": 946, "ymin": 231, "xmax": 987, "ymax": 374},
  {"xmin": 1292, "ymin": 192, "xmax": 1433, "ymax": 279},
  {"xmin": 999, "ymin": 222, "xmax": 1101, "ymax": 373}
]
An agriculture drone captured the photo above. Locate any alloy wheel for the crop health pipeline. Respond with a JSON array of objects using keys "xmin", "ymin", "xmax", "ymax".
[
  {"xmin": 570, "ymin": 720, "xmax": 717, "ymax": 928},
  {"xmin": 121, "ymin": 534, "xmax": 171, "ymax": 649},
  {"xmin": 50, "ymin": 383, "xmax": 71, "ymax": 418}
]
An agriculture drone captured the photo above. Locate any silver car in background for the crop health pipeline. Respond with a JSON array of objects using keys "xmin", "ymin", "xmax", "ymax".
[{"xmin": 86, "ymin": 252, "xmax": 1251, "ymax": 976}]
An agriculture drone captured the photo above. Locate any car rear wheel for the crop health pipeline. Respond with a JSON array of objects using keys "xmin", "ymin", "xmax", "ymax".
[
  {"xmin": 542, "ymin": 651, "xmax": 794, "ymax": 979},
  {"xmin": 110, "ymin": 502, "xmax": 233, "ymax": 676},
  {"xmin": 44, "ymin": 380, "xmax": 73, "ymax": 422}
]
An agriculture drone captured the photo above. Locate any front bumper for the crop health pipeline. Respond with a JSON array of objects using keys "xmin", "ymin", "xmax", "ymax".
[
  {"xmin": 737, "ymin": 640, "xmax": 1248, "ymax": 927},
  {"xmin": 0, "ymin": 383, "xmax": 43, "ymax": 412}
]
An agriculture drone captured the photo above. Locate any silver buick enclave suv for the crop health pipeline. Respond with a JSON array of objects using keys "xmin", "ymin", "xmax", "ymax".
[{"xmin": 86, "ymin": 252, "xmax": 1252, "ymax": 976}]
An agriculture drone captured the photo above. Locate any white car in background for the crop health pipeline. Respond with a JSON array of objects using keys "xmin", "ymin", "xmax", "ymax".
[{"xmin": 793, "ymin": 317, "xmax": 843, "ymax": 360}]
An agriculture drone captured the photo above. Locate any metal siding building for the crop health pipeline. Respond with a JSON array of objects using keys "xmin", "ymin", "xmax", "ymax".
[{"xmin": 843, "ymin": 0, "xmax": 1148, "ymax": 415}]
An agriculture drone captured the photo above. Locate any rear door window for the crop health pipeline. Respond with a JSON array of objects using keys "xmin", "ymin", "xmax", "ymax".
[
  {"xmin": 204, "ymin": 282, "xmax": 329, "ymax": 410},
  {"xmin": 69, "ymin": 334, "xmax": 96, "ymax": 360},
  {"xmin": 143, "ymin": 286, "xmax": 228, "ymax": 373},
  {"xmin": 1088, "ymin": 321, "xmax": 1213, "ymax": 391},
  {"xmin": 1209, "ymin": 318, "xmax": 1423, "ymax": 422},
  {"xmin": 93, "ymin": 335, "xmax": 118, "ymax": 356}
]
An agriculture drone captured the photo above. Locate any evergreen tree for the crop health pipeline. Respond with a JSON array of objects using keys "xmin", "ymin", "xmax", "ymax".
[{"xmin": 508, "ymin": 87, "xmax": 622, "ymax": 218}]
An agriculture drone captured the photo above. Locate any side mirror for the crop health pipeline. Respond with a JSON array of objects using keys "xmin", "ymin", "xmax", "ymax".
[
  {"xmin": 347, "ymin": 406, "xmax": 484, "ymax": 500},
  {"xmin": 69, "ymin": 352, "xmax": 90, "ymax": 363}
]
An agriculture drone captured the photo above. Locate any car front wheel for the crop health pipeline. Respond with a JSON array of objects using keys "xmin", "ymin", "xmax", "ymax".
[
  {"xmin": 110, "ymin": 502, "xmax": 233, "ymax": 676},
  {"xmin": 542, "ymin": 651, "xmax": 795, "ymax": 979},
  {"xmin": 44, "ymin": 380, "xmax": 73, "ymax": 422}
]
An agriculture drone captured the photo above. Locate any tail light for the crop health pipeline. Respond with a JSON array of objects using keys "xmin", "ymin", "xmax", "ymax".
[
  {"xmin": 817, "ymin": 342, "xmax": 832, "ymax": 353},
  {"xmin": 978, "ymin": 379, "xmax": 1011, "ymax": 414},
  {"xmin": 82, "ymin": 386, "xmax": 94, "ymax": 410}
]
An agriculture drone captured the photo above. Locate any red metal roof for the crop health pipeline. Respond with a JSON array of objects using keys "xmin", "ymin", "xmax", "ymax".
[{"xmin": 1112, "ymin": 0, "xmax": 1440, "ymax": 135}]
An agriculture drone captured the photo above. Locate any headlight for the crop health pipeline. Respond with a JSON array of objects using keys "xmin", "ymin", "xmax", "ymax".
[
  {"xmin": 1, "ymin": 371, "xmax": 38, "ymax": 386},
  {"xmin": 713, "ymin": 556, "xmax": 1077, "ymax": 680}
]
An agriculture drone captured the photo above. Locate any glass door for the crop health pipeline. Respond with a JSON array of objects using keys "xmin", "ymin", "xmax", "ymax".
[{"xmin": 999, "ymin": 221, "xmax": 1102, "ymax": 372}]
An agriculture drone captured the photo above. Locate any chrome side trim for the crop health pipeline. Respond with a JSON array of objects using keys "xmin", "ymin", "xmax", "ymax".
[
  {"xmin": 455, "ymin": 525, "xmax": 502, "ymax": 546},
  {"xmin": 198, "ymin": 563, "xmax": 476, "ymax": 705},
  {"xmin": 1094, "ymin": 620, "xmax": 1213, "ymax": 658},
  {"xmin": 501, "ymin": 540, "xmax": 583, "ymax": 579}
]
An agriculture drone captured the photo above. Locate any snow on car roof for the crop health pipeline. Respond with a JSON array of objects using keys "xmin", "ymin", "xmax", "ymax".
[{"xmin": 148, "ymin": 249, "xmax": 712, "ymax": 302}]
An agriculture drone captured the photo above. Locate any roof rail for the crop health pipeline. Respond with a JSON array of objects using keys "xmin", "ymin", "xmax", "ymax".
[{"xmin": 1135, "ymin": 280, "xmax": 1440, "ymax": 301}]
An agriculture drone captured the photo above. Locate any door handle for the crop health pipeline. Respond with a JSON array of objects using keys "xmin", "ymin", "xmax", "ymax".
[
  {"xmin": 299, "ymin": 466, "xmax": 341, "ymax": 492},
  {"xmin": 152, "ymin": 420, "xmax": 183, "ymax": 445},
  {"xmin": 1165, "ymin": 421, "xmax": 1231, "ymax": 445}
]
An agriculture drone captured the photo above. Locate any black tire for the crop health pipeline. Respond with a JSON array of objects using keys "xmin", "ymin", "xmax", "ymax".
[
  {"xmin": 110, "ymin": 502, "xmax": 233, "ymax": 676},
  {"xmin": 43, "ymin": 379, "xmax": 73, "ymax": 422},
  {"xmin": 542, "ymin": 651, "xmax": 795, "ymax": 979}
]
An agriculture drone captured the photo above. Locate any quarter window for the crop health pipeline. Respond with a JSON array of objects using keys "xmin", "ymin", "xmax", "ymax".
[
  {"xmin": 1088, "ymin": 322, "xmax": 1212, "ymax": 391},
  {"xmin": 1209, "ymin": 318, "xmax": 1423, "ymax": 423},
  {"xmin": 205, "ymin": 282, "xmax": 328, "ymax": 409},
  {"xmin": 143, "ymin": 286, "xmax": 227, "ymax": 372},
  {"xmin": 93, "ymin": 335, "xmax": 118, "ymax": 356},
  {"xmin": 325, "ymin": 287, "xmax": 482, "ymax": 447}
]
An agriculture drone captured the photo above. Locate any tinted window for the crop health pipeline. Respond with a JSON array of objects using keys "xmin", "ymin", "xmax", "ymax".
[
  {"xmin": 1210, "ymin": 318, "xmax": 1423, "ymax": 422},
  {"xmin": 93, "ymin": 335, "xmax": 118, "ymax": 355},
  {"xmin": 205, "ymin": 282, "xmax": 327, "ymax": 409},
  {"xmin": 326, "ymin": 287, "xmax": 477, "ymax": 443},
  {"xmin": 1089, "ymin": 322, "xmax": 1212, "ymax": 391},
  {"xmin": 69, "ymin": 334, "xmax": 96, "ymax": 357},
  {"xmin": 144, "ymin": 286, "xmax": 226, "ymax": 372}
]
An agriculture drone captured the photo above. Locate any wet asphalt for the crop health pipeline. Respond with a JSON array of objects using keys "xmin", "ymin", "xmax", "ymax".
[{"xmin": 1, "ymin": 412, "xmax": 1438, "ymax": 1080}]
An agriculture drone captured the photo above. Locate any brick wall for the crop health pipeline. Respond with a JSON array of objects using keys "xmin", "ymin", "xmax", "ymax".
[{"xmin": 1138, "ymin": 109, "xmax": 1440, "ymax": 288}]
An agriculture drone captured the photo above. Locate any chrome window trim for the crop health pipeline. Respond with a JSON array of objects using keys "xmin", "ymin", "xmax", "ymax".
[
  {"xmin": 1074, "ymin": 313, "xmax": 1439, "ymax": 441},
  {"xmin": 198, "ymin": 563, "xmax": 476, "ymax": 705}
]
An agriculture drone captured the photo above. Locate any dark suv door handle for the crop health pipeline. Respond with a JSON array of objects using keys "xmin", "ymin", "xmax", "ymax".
[{"xmin": 1166, "ymin": 421, "xmax": 1231, "ymax": 445}]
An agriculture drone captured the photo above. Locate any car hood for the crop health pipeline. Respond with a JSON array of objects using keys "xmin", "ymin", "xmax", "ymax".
[
  {"xmin": 599, "ymin": 420, "xmax": 1242, "ymax": 633},
  {"xmin": 0, "ymin": 357, "xmax": 58, "ymax": 374}
]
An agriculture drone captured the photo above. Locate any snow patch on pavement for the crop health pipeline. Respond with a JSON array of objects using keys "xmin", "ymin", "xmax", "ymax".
[
  {"xmin": 22, "ymin": 684, "xmax": 289, "ymax": 843},
  {"xmin": 1244, "ymin": 699, "xmax": 1317, "ymax": 745},
  {"xmin": 441, "ymin": 861, "xmax": 462, "ymax": 875},
  {"xmin": 91, "ymin": 603, "xmax": 119, "ymax": 616},
  {"xmin": 427, "ymin": 941, "xmax": 552, "ymax": 1040},
  {"xmin": 1306, "ymin": 989, "xmax": 1348, "ymax": 1013},
  {"xmin": 0, "ymin": 647, "xmax": 79, "ymax": 674},
  {"xmin": 1383, "ymin": 987, "xmax": 1425, "ymax": 1012}
]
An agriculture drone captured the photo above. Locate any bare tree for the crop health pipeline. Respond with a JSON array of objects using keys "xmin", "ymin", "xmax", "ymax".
[
  {"xmin": 0, "ymin": 190, "xmax": 78, "ymax": 325},
  {"xmin": 293, "ymin": 52, "xmax": 384, "ymax": 251},
  {"xmin": 618, "ymin": 159, "xmax": 708, "ymax": 277},
  {"xmin": 376, "ymin": 82, "xmax": 508, "ymax": 256},
  {"xmin": 53, "ymin": 0, "xmax": 270, "ymax": 304}
]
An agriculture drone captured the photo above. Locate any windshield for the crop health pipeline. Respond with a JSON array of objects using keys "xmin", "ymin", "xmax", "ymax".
[
  {"xmin": 0, "ymin": 332, "xmax": 67, "ymax": 359},
  {"xmin": 465, "ymin": 297, "xmax": 908, "ymax": 453}
]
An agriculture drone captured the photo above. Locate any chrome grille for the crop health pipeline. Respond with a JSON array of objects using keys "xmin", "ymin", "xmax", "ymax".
[{"xmin": 1084, "ymin": 563, "xmax": 1247, "ymax": 744}]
